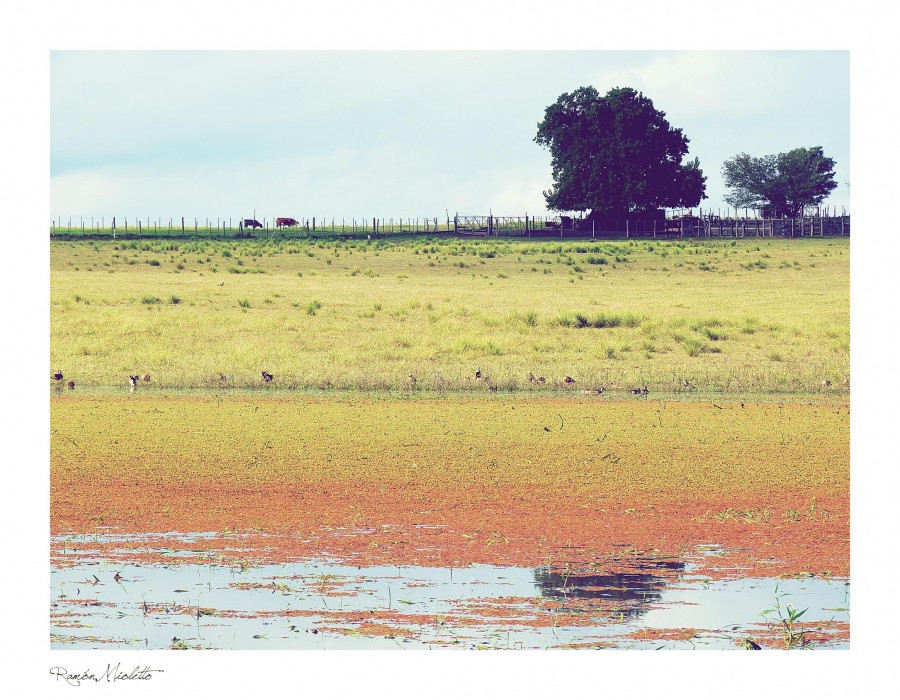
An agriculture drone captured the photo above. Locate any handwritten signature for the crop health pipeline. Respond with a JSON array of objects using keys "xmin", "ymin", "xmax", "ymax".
[{"xmin": 50, "ymin": 664, "xmax": 163, "ymax": 687}]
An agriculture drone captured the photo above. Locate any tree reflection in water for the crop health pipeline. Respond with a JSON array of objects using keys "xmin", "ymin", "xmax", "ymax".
[{"xmin": 533, "ymin": 556, "xmax": 686, "ymax": 619}]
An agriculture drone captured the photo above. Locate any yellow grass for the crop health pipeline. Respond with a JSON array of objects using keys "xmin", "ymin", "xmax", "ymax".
[
  {"xmin": 52, "ymin": 395, "xmax": 848, "ymax": 496},
  {"xmin": 50, "ymin": 237, "xmax": 849, "ymax": 393}
]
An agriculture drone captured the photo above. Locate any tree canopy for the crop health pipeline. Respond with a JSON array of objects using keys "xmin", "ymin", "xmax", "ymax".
[
  {"xmin": 722, "ymin": 147, "xmax": 837, "ymax": 217},
  {"xmin": 534, "ymin": 86, "xmax": 707, "ymax": 219}
]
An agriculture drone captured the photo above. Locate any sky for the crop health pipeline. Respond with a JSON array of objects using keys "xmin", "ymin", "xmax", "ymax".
[{"xmin": 50, "ymin": 50, "xmax": 850, "ymax": 224}]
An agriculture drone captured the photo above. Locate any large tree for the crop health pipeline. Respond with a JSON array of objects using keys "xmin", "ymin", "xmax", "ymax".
[
  {"xmin": 722, "ymin": 147, "xmax": 837, "ymax": 217},
  {"xmin": 534, "ymin": 86, "xmax": 707, "ymax": 218}
]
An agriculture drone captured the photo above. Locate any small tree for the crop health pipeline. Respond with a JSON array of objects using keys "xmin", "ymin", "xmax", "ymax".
[
  {"xmin": 722, "ymin": 147, "xmax": 837, "ymax": 217},
  {"xmin": 534, "ymin": 86, "xmax": 707, "ymax": 219}
]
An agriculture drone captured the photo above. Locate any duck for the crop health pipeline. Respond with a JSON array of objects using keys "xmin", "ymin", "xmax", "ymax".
[
  {"xmin": 564, "ymin": 376, "xmax": 575, "ymax": 385},
  {"xmin": 66, "ymin": 380, "xmax": 75, "ymax": 390},
  {"xmin": 261, "ymin": 371, "xmax": 274, "ymax": 382},
  {"xmin": 129, "ymin": 375, "xmax": 139, "ymax": 387},
  {"xmin": 142, "ymin": 374, "xmax": 151, "ymax": 383},
  {"xmin": 52, "ymin": 370, "xmax": 64, "ymax": 381},
  {"xmin": 474, "ymin": 368, "xmax": 482, "ymax": 380}
]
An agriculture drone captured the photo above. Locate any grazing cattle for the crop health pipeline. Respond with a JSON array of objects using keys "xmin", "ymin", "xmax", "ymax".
[
  {"xmin": 52, "ymin": 370, "xmax": 63, "ymax": 381},
  {"xmin": 243, "ymin": 219, "xmax": 263, "ymax": 229},
  {"xmin": 261, "ymin": 371, "xmax": 274, "ymax": 382},
  {"xmin": 276, "ymin": 217, "xmax": 300, "ymax": 228}
]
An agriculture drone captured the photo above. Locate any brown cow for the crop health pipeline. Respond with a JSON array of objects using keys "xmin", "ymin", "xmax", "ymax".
[{"xmin": 276, "ymin": 217, "xmax": 299, "ymax": 228}]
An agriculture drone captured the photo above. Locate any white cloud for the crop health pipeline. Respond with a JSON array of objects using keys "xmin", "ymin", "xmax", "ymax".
[{"xmin": 591, "ymin": 51, "xmax": 847, "ymax": 122}]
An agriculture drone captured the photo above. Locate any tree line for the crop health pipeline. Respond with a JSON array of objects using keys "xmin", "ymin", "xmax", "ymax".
[{"xmin": 534, "ymin": 86, "xmax": 838, "ymax": 221}]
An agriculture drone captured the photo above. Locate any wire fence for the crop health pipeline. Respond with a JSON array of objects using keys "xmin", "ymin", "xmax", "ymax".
[{"xmin": 49, "ymin": 211, "xmax": 851, "ymax": 239}]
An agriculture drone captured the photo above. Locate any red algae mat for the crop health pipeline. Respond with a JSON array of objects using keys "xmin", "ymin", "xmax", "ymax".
[{"xmin": 50, "ymin": 395, "xmax": 849, "ymax": 580}]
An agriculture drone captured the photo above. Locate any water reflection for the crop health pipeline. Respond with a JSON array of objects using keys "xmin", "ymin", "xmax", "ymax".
[{"xmin": 534, "ymin": 557, "xmax": 686, "ymax": 618}]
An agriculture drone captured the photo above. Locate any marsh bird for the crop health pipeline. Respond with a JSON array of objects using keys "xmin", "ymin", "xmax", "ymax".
[
  {"xmin": 474, "ymin": 368, "xmax": 482, "ymax": 380},
  {"xmin": 142, "ymin": 374, "xmax": 151, "ymax": 383},
  {"xmin": 527, "ymin": 372, "xmax": 537, "ymax": 383},
  {"xmin": 52, "ymin": 370, "xmax": 64, "ymax": 381},
  {"xmin": 821, "ymin": 379, "xmax": 832, "ymax": 387},
  {"xmin": 66, "ymin": 380, "xmax": 75, "ymax": 390},
  {"xmin": 261, "ymin": 371, "xmax": 274, "ymax": 382},
  {"xmin": 564, "ymin": 376, "xmax": 575, "ymax": 385},
  {"xmin": 581, "ymin": 388, "xmax": 603, "ymax": 395},
  {"xmin": 129, "ymin": 375, "xmax": 139, "ymax": 388},
  {"xmin": 408, "ymin": 374, "xmax": 417, "ymax": 386}
]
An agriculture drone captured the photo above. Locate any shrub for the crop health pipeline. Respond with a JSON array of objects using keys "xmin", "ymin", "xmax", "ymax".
[
  {"xmin": 141, "ymin": 295, "xmax": 161, "ymax": 304},
  {"xmin": 306, "ymin": 300, "xmax": 322, "ymax": 315}
]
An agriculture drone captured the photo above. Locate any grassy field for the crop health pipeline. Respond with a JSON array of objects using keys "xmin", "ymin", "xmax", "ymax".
[
  {"xmin": 50, "ymin": 236, "xmax": 849, "ymax": 394},
  {"xmin": 51, "ymin": 395, "xmax": 849, "ymax": 577}
]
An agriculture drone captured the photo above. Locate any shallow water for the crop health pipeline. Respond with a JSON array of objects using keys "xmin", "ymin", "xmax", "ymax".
[{"xmin": 50, "ymin": 533, "xmax": 849, "ymax": 650}]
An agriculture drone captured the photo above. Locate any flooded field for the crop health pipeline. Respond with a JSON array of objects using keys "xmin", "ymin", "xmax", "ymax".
[
  {"xmin": 51, "ymin": 395, "xmax": 850, "ymax": 650},
  {"xmin": 51, "ymin": 533, "xmax": 848, "ymax": 650}
]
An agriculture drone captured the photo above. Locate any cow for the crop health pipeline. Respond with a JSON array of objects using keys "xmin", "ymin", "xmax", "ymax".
[
  {"xmin": 276, "ymin": 217, "xmax": 300, "ymax": 228},
  {"xmin": 243, "ymin": 219, "xmax": 263, "ymax": 229}
]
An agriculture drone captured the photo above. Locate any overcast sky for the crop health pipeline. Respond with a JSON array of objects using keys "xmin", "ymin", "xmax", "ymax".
[{"xmin": 50, "ymin": 51, "xmax": 849, "ymax": 223}]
